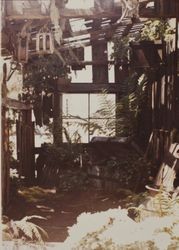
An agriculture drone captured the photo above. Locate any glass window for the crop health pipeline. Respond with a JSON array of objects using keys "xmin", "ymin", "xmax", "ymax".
[
  {"xmin": 62, "ymin": 93, "xmax": 116, "ymax": 143},
  {"xmin": 70, "ymin": 66, "xmax": 92, "ymax": 83},
  {"xmin": 66, "ymin": 0, "xmax": 94, "ymax": 9},
  {"xmin": 63, "ymin": 94, "xmax": 88, "ymax": 118},
  {"xmin": 69, "ymin": 46, "xmax": 92, "ymax": 83},
  {"xmin": 63, "ymin": 119, "xmax": 88, "ymax": 143},
  {"xmin": 90, "ymin": 94, "xmax": 116, "ymax": 118}
]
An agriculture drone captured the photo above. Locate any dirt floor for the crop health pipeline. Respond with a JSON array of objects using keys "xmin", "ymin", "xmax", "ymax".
[{"xmin": 6, "ymin": 186, "xmax": 125, "ymax": 242}]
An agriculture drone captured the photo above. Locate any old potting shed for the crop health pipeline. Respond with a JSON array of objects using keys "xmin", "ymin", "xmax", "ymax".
[{"xmin": 1, "ymin": 0, "xmax": 179, "ymax": 213}]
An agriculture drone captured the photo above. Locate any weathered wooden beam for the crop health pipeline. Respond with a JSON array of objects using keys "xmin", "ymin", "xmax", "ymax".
[
  {"xmin": 6, "ymin": 7, "xmax": 122, "ymax": 20},
  {"xmin": 69, "ymin": 60, "xmax": 115, "ymax": 66},
  {"xmin": 60, "ymin": 30, "xmax": 132, "ymax": 52},
  {"xmin": 60, "ymin": 19, "xmax": 141, "ymax": 52},
  {"xmin": 2, "ymin": 98, "xmax": 32, "ymax": 110},
  {"xmin": 53, "ymin": 92, "xmax": 63, "ymax": 145},
  {"xmin": 5, "ymin": 14, "xmax": 48, "ymax": 21},
  {"xmin": 56, "ymin": 82, "xmax": 123, "ymax": 94},
  {"xmin": 8, "ymin": 2, "xmax": 178, "ymax": 21},
  {"xmin": 140, "ymin": 0, "xmax": 179, "ymax": 18},
  {"xmin": 61, "ymin": 8, "xmax": 122, "ymax": 19},
  {"xmin": 64, "ymin": 20, "xmax": 128, "ymax": 40},
  {"xmin": 2, "ymin": 63, "xmax": 10, "ymax": 210},
  {"xmin": 139, "ymin": 0, "xmax": 156, "ymax": 18}
]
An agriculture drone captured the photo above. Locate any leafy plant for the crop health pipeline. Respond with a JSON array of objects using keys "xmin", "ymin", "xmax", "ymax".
[
  {"xmin": 73, "ymin": 217, "xmax": 115, "ymax": 250},
  {"xmin": 115, "ymin": 72, "xmax": 148, "ymax": 137},
  {"xmin": 35, "ymin": 142, "xmax": 89, "ymax": 187},
  {"xmin": 111, "ymin": 36, "xmax": 132, "ymax": 64},
  {"xmin": 74, "ymin": 91, "xmax": 116, "ymax": 138},
  {"xmin": 130, "ymin": 187, "xmax": 179, "ymax": 223},
  {"xmin": 152, "ymin": 189, "xmax": 179, "ymax": 217},
  {"xmin": 97, "ymin": 155, "xmax": 155, "ymax": 191},
  {"xmin": 21, "ymin": 54, "xmax": 70, "ymax": 128},
  {"xmin": 62, "ymin": 74, "xmax": 148, "ymax": 140},
  {"xmin": 64, "ymin": 205, "xmax": 179, "ymax": 250},
  {"xmin": 23, "ymin": 53, "xmax": 70, "ymax": 92},
  {"xmin": 57, "ymin": 168, "xmax": 89, "ymax": 192},
  {"xmin": 2, "ymin": 215, "xmax": 48, "ymax": 243},
  {"xmin": 140, "ymin": 19, "xmax": 175, "ymax": 42}
]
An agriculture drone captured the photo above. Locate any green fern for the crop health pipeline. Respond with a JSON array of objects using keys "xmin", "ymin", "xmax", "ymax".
[
  {"xmin": 64, "ymin": 73, "xmax": 148, "ymax": 138},
  {"xmin": 2, "ymin": 215, "xmax": 48, "ymax": 243},
  {"xmin": 154, "ymin": 190, "xmax": 179, "ymax": 217},
  {"xmin": 111, "ymin": 36, "xmax": 132, "ymax": 64},
  {"xmin": 140, "ymin": 19, "xmax": 175, "ymax": 42}
]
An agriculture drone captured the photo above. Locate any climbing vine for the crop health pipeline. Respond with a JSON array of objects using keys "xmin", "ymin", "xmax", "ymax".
[
  {"xmin": 23, "ymin": 53, "xmax": 70, "ymax": 92},
  {"xmin": 140, "ymin": 19, "xmax": 175, "ymax": 42},
  {"xmin": 111, "ymin": 19, "xmax": 175, "ymax": 64},
  {"xmin": 21, "ymin": 53, "xmax": 70, "ymax": 126}
]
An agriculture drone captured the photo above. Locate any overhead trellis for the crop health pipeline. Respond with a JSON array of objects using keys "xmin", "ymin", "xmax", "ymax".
[{"xmin": 3, "ymin": 0, "xmax": 142, "ymax": 64}]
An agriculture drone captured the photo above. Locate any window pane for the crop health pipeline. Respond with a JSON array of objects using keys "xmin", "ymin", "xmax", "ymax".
[
  {"xmin": 63, "ymin": 94, "xmax": 88, "ymax": 118},
  {"xmin": 85, "ymin": 46, "xmax": 92, "ymax": 61},
  {"xmin": 89, "ymin": 118, "xmax": 115, "ymax": 141},
  {"xmin": 70, "ymin": 66, "xmax": 92, "ymax": 83},
  {"xmin": 90, "ymin": 94, "xmax": 116, "ymax": 118},
  {"xmin": 63, "ymin": 119, "xmax": 88, "ymax": 143},
  {"xmin": 66, "ymin": 0, "xmax": 94, "ymax": 9}
]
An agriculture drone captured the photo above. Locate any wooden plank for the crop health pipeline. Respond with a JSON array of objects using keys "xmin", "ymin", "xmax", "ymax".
[
  {"xmin": 154, "ymin": 0, "xmax": 179, "ymax": 18},
  {"xmin": 92, "ymin": 41, "xmax": 108, "ymax": 83},
  {"xmin": 154, "ymin": 143, "xmax": 179, "ymax": 191},
  {"xmin": 7, "ymin": 2, "xmax": 178, "ymax": 20},
  {"xmin": 2, "ymin": 98, "xmax": 32, "ymax": 110},
  {"xmin": 5, "ymin": 14, "xmax": 49, "ymax": 20},
  {"xmin": 140, "ymin": 0, "xmax": 179, "ymax": 18},
  {"xmin": 61, "ymin": 8, "xmax": 121, "ymax": 19},
  {"xmin": 68, "ymin": 19, "xmax": 131, "ymax": 38},
  {"xmin": 69, "ymin": 60, "xmax": 115, "ymax": 66},
  {"xmin": 5, "ymin": 7, "xmax": 122, "ymax": 20},
  {"xmin": 56, "ymin": 82, "xmax": 123, "ymax": 94},
  {"xmin": 1, "ymin": 63, "xmax": 10, "ymax": 210},
  {"xmin": 53, "ymin": 92, "xmax": 63, "ymax": 145},
  {"xmin": 59, "ymin": 21, "xmax": 141, "ymax": 52}
]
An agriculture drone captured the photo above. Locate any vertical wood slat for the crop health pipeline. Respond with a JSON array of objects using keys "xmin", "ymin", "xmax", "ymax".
[
  {"xmin": 91, "ymin": 17, "xmax": 108, "ymax": 84},
  {"xmin": 155, "ymin": 0, "xmax": 178, "ymax": 17},
  {"xmin": 16, "ymin": 120, "xmax": 23, "ymax": 176},
  {"xmin": 145, "ymin": 129, "xmax": 171, "ymax": 165},
  {"xmin": 1, "ymin": 62, "xmax": 10, "ymax": 210},
  {"xmin": 53, "ymin": 91, "xmax": 63, "ymax": 145},
  {"xmin": 92, "ymin": 42, "xmax": 108, "ymax": 83},
  {"xmin": 2, "ymin": 109, "xmax": 10, "ymax": 209},
  {"xmin": 16, "ymin": 118, "xmax": 35, "ymax": 184},
  {"xmin": 114, "ymin": 64, "xmax": 129, "ymax": 136}
]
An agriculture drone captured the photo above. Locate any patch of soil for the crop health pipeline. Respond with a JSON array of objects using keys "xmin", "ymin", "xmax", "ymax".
[{"xmin": 6, "ymin": 187, "xmax": 124, "ymax": 242}]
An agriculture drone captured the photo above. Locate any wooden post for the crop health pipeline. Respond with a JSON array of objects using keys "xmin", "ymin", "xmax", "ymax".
[
  {"xmin": 53, "ymin": 89, "xmax": 63, "ymax": 146},
  {"xmin": 114, "ymin": 64, "xmax": 129, "ymax": 136},
  {"xmin": 22, "ymin": 109, "xmax": 35, "ymax": 184},
  {"xmin": 1, "ymin": 63, "xmax": 10, "ymax": 210},
  {"xmin": 174, "ymin": 20, "xmax": 179, "ymax": 129},
  {"xmin": 92, "ymin": 41, "xmax": 108, "ymax": 83},
  {"xmin": 91, "ymin": 16, "xmax": 109, "ymax": 83}
]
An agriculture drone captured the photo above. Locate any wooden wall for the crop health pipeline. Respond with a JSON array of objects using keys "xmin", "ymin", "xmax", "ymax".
[
  {"xmin": 16, "ymin": 111, "xmax": 35, "ymax": 184},
  {"xmin": 145, "ymin": 38, "xmax": 177, "ymax": 163},
  {"xmin": 1, "ymin": 62, "xmax": 35, "ymax": 210},
  {"xmin": 1, "ymin": 63, "xmax": 10, "ymax": 210},
  {"xmin": 2, "ymin": 106, "xmax": 10, "ymax": 210},
  {"xmin": 155, "ymin": 0, "xmax": 179, "ymax": 18}
]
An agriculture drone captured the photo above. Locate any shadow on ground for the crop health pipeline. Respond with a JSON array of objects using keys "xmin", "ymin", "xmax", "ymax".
[{"xmin": 6, "ymin": 186, "xmax": 129, "ymax": 242}]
